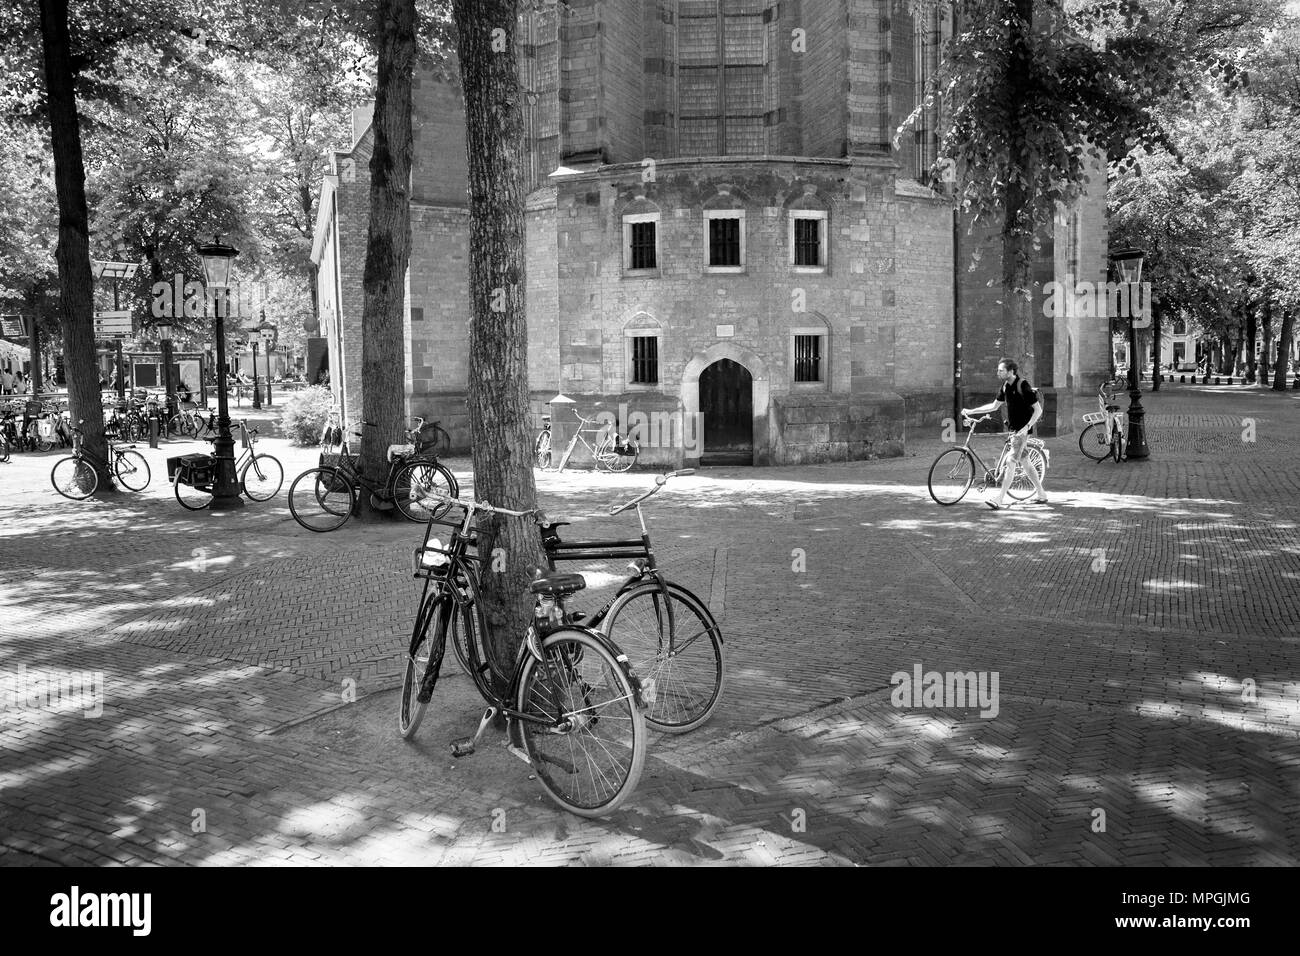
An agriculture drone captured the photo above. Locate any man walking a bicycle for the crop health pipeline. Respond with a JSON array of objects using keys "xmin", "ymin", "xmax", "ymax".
[{"xmin": 961, "ymin": 358, "xmax": 1049, "ymax": 510}]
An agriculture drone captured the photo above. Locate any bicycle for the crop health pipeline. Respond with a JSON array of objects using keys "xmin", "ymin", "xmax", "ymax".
[
  {"xmin": 166, "ymin": 397, "xmax": 205, "ymax": 438},
  {"xmin": 542, "ymin": 406, "xmax": 639, "ymax": 473},
  {"xmin": 287, "ymin": 418, "xmax": 457, "ymax": 531},
  {"xmin": 423, "ymin": 471, "xmax": 725, "ymax": 732},
  {"xmin": 50, "ymin": 421, "xmax": 152, "ymax": 500},
  {"xmin": 169, "ymin": 420, "xmax": 284, "ymax": 510},
  {"xmin": 927, "ymin": 415, "xmax": 1049, "ymax": 506},
  {"xmin": 1078, "ymin": 378, "xmax": 1128, "ymax": 463},
  {"xmin": 399, "ymin": 492, "xmax": 648, "ymax": 817}
]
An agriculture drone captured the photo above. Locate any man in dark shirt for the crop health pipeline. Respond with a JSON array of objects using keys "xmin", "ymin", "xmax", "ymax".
[{"xmin": 961, "ymin": 357, "xmax": 1048, "ymax": 509}]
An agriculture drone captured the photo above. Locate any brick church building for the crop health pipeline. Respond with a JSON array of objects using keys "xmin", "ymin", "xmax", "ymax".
[{"xmin": 311, "ymin": 0, "xmax": 1110, "ymax": 466}]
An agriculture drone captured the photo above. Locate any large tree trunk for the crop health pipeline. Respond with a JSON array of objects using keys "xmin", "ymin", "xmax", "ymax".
[
  {"xmin": 356, "ymin": 0, "xmax": 417, "ymax": 521},
  {"xmin": 999, "ymin": 0, "xmax": 1036, "ymax": 384},
  {"xmin": 38, "ymin": 0, "xmax": 112, "ymax": 489},
  {"xmin": 453, "ymin": 0, "xmax": 545, "ymax": 687},
  {"xmin": 1259, "ymin": 298, "xmax": 1271, "ymax": 384},
  {"xmin": 1275, "ymin": 309, "xmax": 1295, "ymax": 390},
  {"xmin": 1151, "ymin": 302, "xmax": 1162, "ymax": 391},
  {"xmin": 1245, "ymin": 305, "xmax": 1257, "ymax": 383}
]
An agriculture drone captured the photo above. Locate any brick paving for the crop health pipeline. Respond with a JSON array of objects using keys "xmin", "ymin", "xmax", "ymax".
[{"xmin": 1, "ymin": 386, "xmax": 1298, "ymax": 865}]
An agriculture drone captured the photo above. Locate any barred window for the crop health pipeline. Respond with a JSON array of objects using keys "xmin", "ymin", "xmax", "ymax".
[
  {"xmin": 708, "ymin": 214, "xmax": 742, "ymax": 267},
  {"xmin": 631, "ymin": 335, "xmax": 659, "ymax": 384},
  {"xmin": 794, "ymin": 334, "xmax": 822, "ymax": 383},
  {"xmin": 630, "ymin": 221, "xmax": 657, "ymax": 269},
  {"xmin": 794, "ymin": 219, "xmax": 819, "ymax": 266}
]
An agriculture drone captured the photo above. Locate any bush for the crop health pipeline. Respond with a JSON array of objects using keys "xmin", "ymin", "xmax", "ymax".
[{"xmin": 281, "ymin": 385, "xmax": 334, "ymax": 446}]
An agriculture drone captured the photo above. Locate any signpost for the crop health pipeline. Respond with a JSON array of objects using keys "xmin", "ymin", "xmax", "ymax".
[
  {"xmin": 1, "ymin": 315, "xmax": 27, "ymax": 339},
  {"xmin": 92, "ymin": 260, "xmax": 139, "ymax": 402}
]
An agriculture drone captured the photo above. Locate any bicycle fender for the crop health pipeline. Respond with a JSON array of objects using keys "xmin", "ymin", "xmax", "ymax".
[{"xmin": 551, "ymin": 624, "xmax": 651, "ymax": 709}]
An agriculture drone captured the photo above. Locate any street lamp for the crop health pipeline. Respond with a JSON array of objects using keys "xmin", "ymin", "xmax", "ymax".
[
  {"xmin": 1110, "ymin": 247, "xmax": 1150, "ymax": 460},
  {"xmin": 156, "ymin": 320, "xmax": 175, "ymax": 427},
  {"xmin": 197, "ymin": 236, "xmax": 245, "ymax": 510}
]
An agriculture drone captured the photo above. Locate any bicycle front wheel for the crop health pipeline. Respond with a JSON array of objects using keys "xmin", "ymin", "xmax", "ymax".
[
  {"xmin": 517, "ymin": 628, "xmax": 647, "ymax": 817},
  {"xmin": 535, "ymin": 429, "xmax": 552, "ymax": 469},
  {"xmin": 51, "ymin": 457, "xmax": 97, "ymax": 500},
  {"xmin": 928, "ymin": 448, "xmax": 975, "ymax": 505},
  {"xmin": 596, "ymin": 434, "xmax": 638, "ymax": 473},
  {"xmin": 602, "ymin": 581, "xmax": 725, "ymax": 733},
  {"xmin": 288, "ymin": 467, "xmax": 355, "ymax": 532},
  {"xmin": 241, "ymin": 453, "xmax": 284, "ymax": 500},
  {"xmin": 399, "ymin": 594, "xmax": 449, "ymax": 739},
  {"xmin": 114, "ymin": 449, "xmax": 151, "ymax": 491},
  {"xmin": 1078, "ymin": 422, "xmax": 1109, "ymax": 461},
  {"xmin": 391, "ymin": 458, "xmax": 458, "ymax": 523}
]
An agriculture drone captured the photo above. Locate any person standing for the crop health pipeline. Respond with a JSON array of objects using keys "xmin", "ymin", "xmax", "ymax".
[
  {"xmin": 15, "ymin": 371, "xmax": 28, "ymax": 394},
  {"xmin": 0, "ymin": 367, "xmax": 12, "ymax": 394},
  {"xmin": 961, "ymin": 358, "xmax": 1048, "ymax": 510}
]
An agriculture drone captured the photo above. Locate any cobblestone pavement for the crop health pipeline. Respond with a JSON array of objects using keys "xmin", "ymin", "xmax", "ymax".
[{"xmin": 1, "ymin": 385, "xmax": 1298, "ymax": 865}]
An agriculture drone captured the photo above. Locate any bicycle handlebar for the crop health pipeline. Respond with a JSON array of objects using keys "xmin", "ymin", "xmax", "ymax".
[
  {"xmin": 412, "ymin": 485, "xmax": 539, "ymax": 520},
  {"xmin": 609, "ymin": 469, "xmax": 695, "ymax": 516}
]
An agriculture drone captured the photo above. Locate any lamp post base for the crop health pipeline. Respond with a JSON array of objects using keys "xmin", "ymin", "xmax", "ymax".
[
  {"xmin": 209, "ymin": 428, "xmax": 246, "ymax": 509},
  {"xmin": 1126, "ymin": 387, "xmax": 1151, "ymax": 459}
]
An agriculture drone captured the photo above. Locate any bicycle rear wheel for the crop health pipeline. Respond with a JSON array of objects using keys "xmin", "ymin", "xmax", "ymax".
[
  {"xmin": 399, "ymin": 595, "xmax": 449, "ymax": 739},
  {"xmin": 1008, "ymin": 447, "xmax": 1044, "ymax": 501},
  {"xmin": 241, "ymin": 453, "xmax": 284, "ymax": 500},
  {"xmin": 392, "ymin": 458, "xmax": 457, "ymax": 522},
  {"xmin": 927, "ymin": 448, "xmax": 974, "ymax": 505},
  {"xmin": 174, "ymin": 473, "xmax": 213, "ymax": 510},
  {"xmin": 596, "ymin": 434, "xmax": 638, "ymax": 473},
  {"xmin": 51, "ymin": 457, "xmax": 97, "ymax": 500},
  {"xmin": 1078, "ymin": 422, "xmax": 1109, "ymax": 461},
  {"xmin": 602, "ymin": 581, "xmax": 724, "ymax": 733},
  {"xmin": 535, "ymin": 429, "xmax": 552, "ymax": 469},
  {"xmin": 114, "ymin": 449, "xmax": 151, "ymax": 491},
  {"xmin": 288, "ymin": 467, "xmax": 355, "ymax": 531},
  {"xmin": 517, "ymin": 628, "xmax": 646, "ymax": 817}
]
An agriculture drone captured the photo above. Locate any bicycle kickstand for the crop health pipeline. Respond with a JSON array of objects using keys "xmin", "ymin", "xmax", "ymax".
[{"xmin": 451, "ymin": 705, "xmax": 498, "ymax": 757}]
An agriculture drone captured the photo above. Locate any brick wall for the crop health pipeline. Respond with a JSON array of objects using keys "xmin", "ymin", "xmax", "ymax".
[{"xmin": 601, "ymin": 0, "xmax": 643, "ymax": 163}]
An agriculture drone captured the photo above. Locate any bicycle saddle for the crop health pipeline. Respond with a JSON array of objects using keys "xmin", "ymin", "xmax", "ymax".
[{"xmin": 528, "ymin": 570, "xmax": 586, "ymax": 596}]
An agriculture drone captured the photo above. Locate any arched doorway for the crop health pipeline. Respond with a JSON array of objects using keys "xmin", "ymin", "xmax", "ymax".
[{"xmin": 699, "ymin": 358, "xmax": 753, "ymax": 465}]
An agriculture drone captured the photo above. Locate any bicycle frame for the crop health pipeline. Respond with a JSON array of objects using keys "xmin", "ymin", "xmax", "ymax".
[
  {"xmin": 1082, "ymin": 381, "xmax": 1125, "ymax": 443},
  {"xmin": 552, "ymin": 410, "xmax": 611, "ymax": 473},
  {"xmin": 955, "ymin": 417, "xmax": 1046, "ymax": 486}
]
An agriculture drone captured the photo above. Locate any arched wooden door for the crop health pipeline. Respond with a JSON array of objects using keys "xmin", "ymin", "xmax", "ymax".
[{"xmin": 699, "ymin": 358, "xmax": 753, "ymax": 465}]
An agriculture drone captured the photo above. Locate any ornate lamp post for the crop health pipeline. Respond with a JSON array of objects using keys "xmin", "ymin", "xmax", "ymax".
[
  {"xmin": 197, "ymin": 237, "xmax": 245, "ymax": 510},
  {"xmin": 1111, "ymin": 247, "xmax": 1150, "ymax": 460}
]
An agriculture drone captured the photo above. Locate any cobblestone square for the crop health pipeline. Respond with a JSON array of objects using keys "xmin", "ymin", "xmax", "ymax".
[{"xmin": 1, "ymin": 385, "xmax": 1298, "ymax": 865}]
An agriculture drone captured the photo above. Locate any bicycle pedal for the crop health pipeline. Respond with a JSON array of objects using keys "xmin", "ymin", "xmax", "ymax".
[{"xmin": 450, "ymin": 739, "xmax": 476, "ymax": 757}]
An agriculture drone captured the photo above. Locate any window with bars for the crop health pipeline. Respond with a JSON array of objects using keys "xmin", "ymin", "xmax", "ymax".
[
  {"xmin": 676, "ymin": 0, "xmax": 770, "ymax": 156},
  {"xmin": 630, "ymin": 221, "xmax": 657, "ymax": 269},
  {"xmin": 794, "ymin": 334, "xmax": 823, "ymax": 383},
  {"xmin": 708, "ymin": 213, "xmax": 743, "ymax": 268},
  {"xmin": 622, "ymin": 213, "xmax": 660, "ymax": 273},
  {"xmin": 630, "ymin": 335, "xmax": 659, "ymax": 384}
]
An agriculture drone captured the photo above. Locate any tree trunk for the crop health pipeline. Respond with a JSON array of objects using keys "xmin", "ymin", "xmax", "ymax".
[
  {"xmin": 1275, "ymin": 309, "xmax": 1295, "ymax": 390},
  {"xmin": 1245, "ymin": 306, "xmax": 1257, "ymax": 383},
  {"xmin": 1151, "ymin": 303, "xmax": 1162, "ymax": 391},
  {"xmin": 453, "ymin": 0, "xmax": 545, "ymax": 688},
  {"xmin": 999, "ymin": 0, "xmax": 1036, "ymax": 384},
  {"xmin": 356, "ymin": 0, "xmax": 417, "ymax": 521},
  {"xmin": 1260, "ymin": 298, "xmax": 1271, "ymax": 384},
  {"xmin": 38, "ymin": 0, "xmax": 112, "ymax": 489}
]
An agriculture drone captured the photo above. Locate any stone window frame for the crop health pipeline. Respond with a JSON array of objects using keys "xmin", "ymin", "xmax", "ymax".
[
  {"xmin": 623, "ymin": 313, "xmax": 663, "ymax": 392},
  {"xmin": 789, "ymin": 325, "xmax": 829, "ymax": 390},
  {"xmin": 622, "ymin": 212, "xmax": 661, "ymax": 277},
  {"xmin": 789, "ymin": 210, "xmax": 828, "ymax": 273},
  {"xmin": 704, "ymin": 209, "xmax": 746, "ymax": 274}
]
